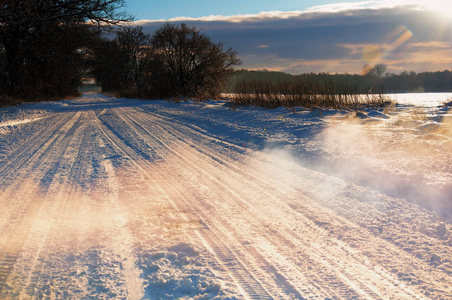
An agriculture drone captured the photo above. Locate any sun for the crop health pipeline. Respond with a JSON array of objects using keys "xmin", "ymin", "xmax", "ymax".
[
  {"xmin": 407, "ymin": 0, "xmax": 452, "ymax": 17},
  {"xmin": 382, "ymin": 0, "xmax": 452, "ymax": 16},
  {"xmin": 427, "ymin": 0, "xmax": 452, "ymax": 17}
]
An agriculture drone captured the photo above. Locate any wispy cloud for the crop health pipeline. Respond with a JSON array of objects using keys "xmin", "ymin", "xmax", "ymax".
[
  {"xmin": 304, "ymin": 1, "xmax": 379, "ymax": 13},
  {"xmin": 130, "ymin": 10, "xmax": 306, "ymax": 25},
  {"xmin": 410, "ymin": 41, "xmax": 451, "ymax": 49}
]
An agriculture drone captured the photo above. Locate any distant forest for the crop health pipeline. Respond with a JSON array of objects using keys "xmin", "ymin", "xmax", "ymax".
[{"xmin": 227, "ymin": 69, "xmax": 452, "ymax": 94}]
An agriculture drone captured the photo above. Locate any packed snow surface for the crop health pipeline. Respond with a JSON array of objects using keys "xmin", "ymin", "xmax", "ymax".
[{"xmin": 0, "ymin": 93, "xmax": 451, "ymax": 299}]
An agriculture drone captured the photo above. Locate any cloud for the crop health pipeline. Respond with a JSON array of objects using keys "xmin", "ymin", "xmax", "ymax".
[
  {"xmin": 131, "ymin": 10, "xmax": 306, "ymax": 25},
  {"xmin": 133, "ymin": 3, "xmax": 452, "ymax": 74},
  {"xmin": 410, "ymin": 42, "xmax": 451, "ymax": 49}
]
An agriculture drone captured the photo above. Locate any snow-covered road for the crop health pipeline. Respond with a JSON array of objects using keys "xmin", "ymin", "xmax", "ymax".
[{"xmin": 0, "ymin": 93, "xmax": 451, "ymax": 299}]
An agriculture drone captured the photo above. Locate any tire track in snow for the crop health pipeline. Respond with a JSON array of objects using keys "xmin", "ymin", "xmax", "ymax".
[
  {"xmin": 99, "ymin": 138, "xmax": 144, "ymax": 300},
  {"xmin": 0, "ymin": 110, "xmax": 140, "ymax": 298},
  {"xmin": 112, "ymin": 109, "xmax": 345, "ymax": 297},
  {"xmin": 96, "ymin": 109, "xmax": 276, "ymax": 299},
  {"xmin": 0, "ymin": 112, "xmax": 79, "ymax": 188},
  {"xmin": 0, "ymin": 112, "xmax": 84, "ymax": 296},
  {"xmin": 110, "ymin": 108, "xmax": 342, "ymax": 298},
  {"xmin": 137, "ymin": 107, "xmax": 450, "ymax": 298},
  {"xmin": 112, "ymin": 106, "xmax": 435, "ymax": 299},
  {"xmin": 17, "ymin": 113, "xmax": 101, "ymax": 298},
  {"xmin": 109, "ymin": 107, "xmax": 334, "ymax": 299}
]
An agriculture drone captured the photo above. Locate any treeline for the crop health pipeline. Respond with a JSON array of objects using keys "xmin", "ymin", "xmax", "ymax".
[
  {"xmin": 384, "ymin": 70, "xmax": 452, "ymax": 93},
  {"xmin": 228, "ymin": 68, "xmax": 452, "ymax": 94}
]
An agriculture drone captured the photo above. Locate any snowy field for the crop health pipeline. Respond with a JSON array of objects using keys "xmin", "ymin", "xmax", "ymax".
[{"xmin": 0, "ymin": 93, "xmax": 451, "ymax": 299}]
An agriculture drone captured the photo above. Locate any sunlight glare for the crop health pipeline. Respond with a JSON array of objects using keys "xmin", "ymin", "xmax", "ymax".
[
  {"xmin": 379, "ymin": 25, "xmax": 413, "ymax": 62},
  {"xmin": 384, "ymin": 0, "xmax": 452, "ymax": 17},
  {"xmin": 422, "ymin": 0, "xmax": 452, "ymax": 16},
  {"xmin": 362, "ymin": 25, "xmax": 413, "ymax": 65}
]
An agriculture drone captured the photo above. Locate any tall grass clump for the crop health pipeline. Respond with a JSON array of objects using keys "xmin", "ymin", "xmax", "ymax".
[{"xmin": 232, "ymin": 74, "xmax": 391, "ymax": 110}]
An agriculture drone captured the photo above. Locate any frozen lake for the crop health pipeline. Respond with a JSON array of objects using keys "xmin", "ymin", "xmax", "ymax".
[{"xmin": 390, "ymin": 92, "xmax": 452, "ymax": 106}]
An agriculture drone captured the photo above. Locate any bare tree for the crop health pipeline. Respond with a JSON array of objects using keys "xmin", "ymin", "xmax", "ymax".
[
  {"xmin": 150, "ymin": 23, "xmax": 241, "ymax": 99},
  {"xmin": 362, "ymin": 63, "xmax": 387, "ymax": 78},
  {"xmin": 371, "ymin": 64, "xmax": 387, "ymax": 78},
  {"xmin": 90, "ymin": 26, "xmax": 154, "ymax": 95},
  {"xmin": 115, "ymin": 26, "xmax": 153, "ymax": 92}
]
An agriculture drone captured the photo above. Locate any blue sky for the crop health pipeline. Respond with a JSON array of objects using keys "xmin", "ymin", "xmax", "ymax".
[
  {"xmin": 124, "ymin": 1, "xmax": 452, "ymax": 74},
  {"xmin": 124, "ymin": 0, "xmax": 364, "ymax": 20}
]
